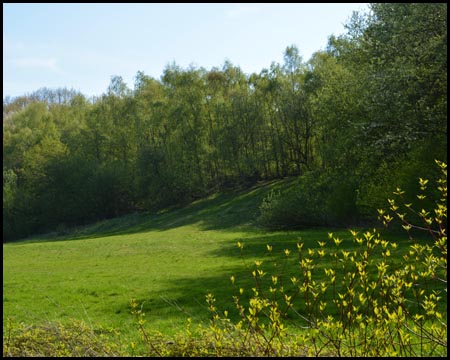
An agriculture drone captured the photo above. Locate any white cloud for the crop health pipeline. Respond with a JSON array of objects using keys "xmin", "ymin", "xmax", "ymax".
[
  {"xmin": 12, "ymin": 57, "xmax": 59, "ymax": 70},
  {"xmin": 3, "ymin": 35, "xmax": 25, "ymax": 51},
  {"xmin": 9, "ymin": 57, "xmax": 68, "ymax": 78}
]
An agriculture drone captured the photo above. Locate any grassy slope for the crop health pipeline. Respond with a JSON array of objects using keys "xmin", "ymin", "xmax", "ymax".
[{"xmin": 3, "ymin": 178, "xmax": 378, "ymax": 343}]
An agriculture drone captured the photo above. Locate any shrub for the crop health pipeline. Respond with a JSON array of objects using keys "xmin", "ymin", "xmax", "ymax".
[
  {"xmin": 258, "ymin": 170, "xmax": 359, "ymax": 229},
  {"xmin": 356, "ymin": 145, "xmax": 445, "ymax": 223},
  {"xmin": 258, "ymin": 171, "xmax": 329, "ymax": 229},
  {"xmin": 3, "ymin": 318, "xmax": 124, "ymax": 357}
]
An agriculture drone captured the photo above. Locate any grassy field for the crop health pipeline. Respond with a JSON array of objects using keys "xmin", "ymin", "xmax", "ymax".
[
  {"xmin": 2, "ymin": 181, "xmax": 338, "ymax": 335},
  {"xmin": 3, "ymin": 178, "xmax": 438, "ymax": 355}
]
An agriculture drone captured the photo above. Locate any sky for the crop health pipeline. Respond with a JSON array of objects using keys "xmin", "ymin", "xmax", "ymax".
[{"xmin": 3, "ymin": 3, "xmax": 369, "ymax": 99}]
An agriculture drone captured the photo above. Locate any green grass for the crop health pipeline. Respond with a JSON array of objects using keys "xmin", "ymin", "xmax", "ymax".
[{"xmin": 2, "ymin": 178, "xmax": 426, "ymax": 350}]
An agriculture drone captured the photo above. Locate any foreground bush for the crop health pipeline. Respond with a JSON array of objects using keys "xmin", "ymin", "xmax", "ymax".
[{"xmin": 3, "ymin": 318, "xmax": 124, "ymax": 357}]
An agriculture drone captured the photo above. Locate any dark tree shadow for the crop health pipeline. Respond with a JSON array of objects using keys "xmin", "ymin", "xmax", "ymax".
[
  {"xmin": 9, "ymin": 179, "xmax": 294, "ymax": 244},
  {"xmin": 111, "ymin": 229, "xmax": 357, "ymax": 334}
]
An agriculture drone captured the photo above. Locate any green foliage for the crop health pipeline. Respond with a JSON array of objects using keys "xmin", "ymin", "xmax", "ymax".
[
  {"xmin": 39, "ymin": 155, "xmax": 98, "ymax": 226},
  {"xmin": 215, "ymin": 160, "xmax": 447, "ymax": 356},
  {"xmin": 3, "ymin": 168, "xmax": 18, "ymax": 240},
  {"xmin": 127, "ymin": 296, "xmax": 309, "ymax": 356},
  {"xmin": 3, "ymin": 318, "xmax": 124, "ymax": 357},
  {"xmin": 88, "ymin": 161, "xmax": 136, "ymax": 219},
  {"xmin": 258, "ymin": 170, "xmax": 359, "ymax": 229},
  {"xmin": 357, "ymin": 145, "xmax": 446, "ymax": 223},
  {"xmin": 258, "ymin": 172, "xmax": 329, "ymax": 229}
]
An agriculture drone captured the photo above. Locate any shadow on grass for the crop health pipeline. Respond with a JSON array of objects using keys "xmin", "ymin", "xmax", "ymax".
[
  {"xmin": 111, "ymin": 229, "xmax": 358, "ymax": 332},
  {"xmin": 114, "ymin": 265, "xmax": 302, "ymax": 332},
  {"xmin": 112, "ymin": 228, "xmax": 430, "ymax": 335}
]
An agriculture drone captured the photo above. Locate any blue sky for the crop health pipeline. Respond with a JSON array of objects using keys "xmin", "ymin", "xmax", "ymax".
[{"xmin": 3, "ymin": 3, "xmax": 369, "ymax": 98}]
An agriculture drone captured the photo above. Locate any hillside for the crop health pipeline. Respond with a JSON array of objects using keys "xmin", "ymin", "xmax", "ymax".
[
  {"xmin": 5, "ymin": 178, "xmax": 336, "ymax": 339},
  {"xmin": 23, "ymin": 178, "xmax": 293, "ymax": 242}
]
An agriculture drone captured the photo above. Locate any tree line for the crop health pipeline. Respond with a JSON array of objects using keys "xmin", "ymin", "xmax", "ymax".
[{"xmin": 3, "ymin": 3, "xmax": 447, "ymax": 240}]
